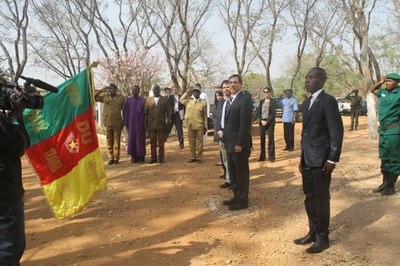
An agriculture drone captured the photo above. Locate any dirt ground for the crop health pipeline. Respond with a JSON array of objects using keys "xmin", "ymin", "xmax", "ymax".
[{"xmin": 21, "ymin": 116, "xmax": 400, "ymax": 266}]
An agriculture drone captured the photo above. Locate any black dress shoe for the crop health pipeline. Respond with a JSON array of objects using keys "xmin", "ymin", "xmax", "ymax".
[
  {"xmin": 258, "ymin": 158, "xmax": 265, "ymax": 162},
  {"xmin": 188, "ymin": 159, "xmax": 197, "ymax": 163},
  {"xmin": 228, "ymin": 202, "xmax": 248, "ymax": 211},
  {"xmin": 179, "ymin": 144, "xmax": 184, "ymax": 149},
  {"xmin": 282, "ymin": 147, "xmax": 289, "ymax": 151},
  {"xmin": 305, "ymin": 240, "xmax": 330, "ymax": 254},
  {"xmin": 289, "ymin": 148, "xmax": 294, "ymax": 151},
  {"xmin": 149, "ymin": 160, "xmax": 157, "ymax": 164},
  {"xmin": 219, "ymin": 182, "xmax": 231, "ymax": 188},
  {"xmin": 222, "ymin": 198, "xmax": 237, "ymax": 206},
  {"xmin": 159, "ymin": 159, "xmax": 164, "ymax": 164},
  {"xmin": 293, "ymin": 234, "xmax": 316, "ymax": 245},
  {"xmin": 108, "ymin": 160, "xmax": 114, "ymax": 165}
]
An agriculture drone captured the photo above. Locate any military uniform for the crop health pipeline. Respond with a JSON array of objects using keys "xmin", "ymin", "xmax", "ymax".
[
  {"xmin": 95, "ymin": 93, "xmax": 126, "ymax": 162},
  {"xmin": 345, "ymin": 94, "xmax": 362, "ymax": 130},
  {"xmin": 372, "ymin": 72, "xmax": 400, "ymax": 195},
  {"xmin": 180, "ymin": 92, "xmax": 207, "ymax": 161}
]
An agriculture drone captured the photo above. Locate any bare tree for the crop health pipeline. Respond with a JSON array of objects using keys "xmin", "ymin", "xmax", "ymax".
[
  {"xmin": 0, "ymin": 0, "xmax": 29, "ymax": 81},
  {"xmin": 249, "ymin": 0, "xmax": 290, "ymax": 89},
  {"xmin": 139, "ymin": 0, "xmax": 212, "ymax": 92},
  {"xmin": 30, "ymin": 0, "xmax": 92, "ymax": 79},
  {"xmin": 288, "ymin": 0, "xmax": 318, "ymax": 90},
  {"xmin": 219, "ymin": 0, "xmax": 268, "ymax": 77}
]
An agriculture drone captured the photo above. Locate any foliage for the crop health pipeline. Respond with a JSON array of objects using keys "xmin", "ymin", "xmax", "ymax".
[
  {"xmin": 98, "ymin": 49, "xmax": 164, "ymax": 96},
  {"xmin": 271, "ymin": 52, "xmax": 363, "ymax": 103},
  {"xmin": 243, "ymin": 73, "xmax": 268, "ymax": 101}
]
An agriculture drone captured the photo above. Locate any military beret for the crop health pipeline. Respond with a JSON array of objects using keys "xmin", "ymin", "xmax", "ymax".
[{"xmin": 386, "ymin": 73, "xmax": 400, "ymax": 81}]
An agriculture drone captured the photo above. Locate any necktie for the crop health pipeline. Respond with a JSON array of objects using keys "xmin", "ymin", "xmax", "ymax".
[{"xmin": 225, "ymin": 100, "xmax": 231, "ymax": 120}]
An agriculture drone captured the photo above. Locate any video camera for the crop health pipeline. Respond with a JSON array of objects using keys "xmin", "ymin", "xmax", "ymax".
[{"xmin": 0, "ymin": 76, "xmax": 58, "ymax": 111}]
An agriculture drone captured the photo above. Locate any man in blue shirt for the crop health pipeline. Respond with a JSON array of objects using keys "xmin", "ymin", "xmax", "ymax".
[{"xmin": 280, "ymin": 89, "xmax": 298, "ymax": 151}]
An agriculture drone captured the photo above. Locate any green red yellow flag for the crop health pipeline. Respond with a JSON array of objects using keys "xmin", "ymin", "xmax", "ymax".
[{"xmin": 24, "ymin": 69, "xmax": 107, "ymax": 219}]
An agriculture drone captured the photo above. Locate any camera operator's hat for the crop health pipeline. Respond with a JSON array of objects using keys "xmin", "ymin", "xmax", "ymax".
[
  {"xmin": 109, "ymin": 83, "xmax": 118, "ymax": 90},
  {"xmin": 386, "ymin": 73, "xmax": 400, "ymax": 81}
]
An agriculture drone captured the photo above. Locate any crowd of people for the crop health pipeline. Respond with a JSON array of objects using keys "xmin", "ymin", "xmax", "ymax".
[{"xmin": 2, "ymin": 68, "xmax": 399, "ymax": 264}]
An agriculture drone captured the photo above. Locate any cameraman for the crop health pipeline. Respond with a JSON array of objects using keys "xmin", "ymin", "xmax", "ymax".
[{"xmin": 0, "ymin": 76, "xmax": 30, "ymax": 265}]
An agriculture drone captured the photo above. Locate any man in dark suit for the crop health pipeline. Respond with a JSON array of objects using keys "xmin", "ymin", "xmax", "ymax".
[
  {"xmin": 222, "ymin": 74, "xmax": 253, "ymax": 211},
  {"xmin": 145, "ymin": 85, "xmax": 170, "ymax": 164},
  {"xmin": 165, "ymin": 86, "xmax": 185, "ymax": 149},
  {"xmin": 257, "ymin": 87, "xmax": 276, "ymax": 162},
  {"xmin": 294, "ymin": 67, "xmax": 344, "ymax": 253}
]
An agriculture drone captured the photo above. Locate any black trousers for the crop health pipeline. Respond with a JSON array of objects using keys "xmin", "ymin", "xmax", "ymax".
[
  {"xmin": 259, "ymin": 122, "xmax": 275, "ymax": 161},
  {"xmin": 165, "ymin": 112, "xmax": 184, "ymax": 145},
  {"xmin": 227, "ymin": 149, "xmax": 250, "ymax": 202},
  {"xmin": 283, "ymin": 122, "xmax": 295, "ymax": 149},
  {"xmin": 301, "ymin": 163, "xmax": 331, "ymax": 241}
]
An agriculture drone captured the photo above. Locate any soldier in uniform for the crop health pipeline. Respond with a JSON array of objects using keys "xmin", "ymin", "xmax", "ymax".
[
  {"xmin": 371, "ymin": 73, "xmax": 400, "ymax": 195},
  {"xmin": 345, "ymin": 89, "xmax": 363, "ymax": 131},
  {"xmin": 179, "ymin": 85, "xmax": 208, "ymax": 163},
  {"xmin": 95, "ymin": 83, "xmax": 126, "ymax": 165}
]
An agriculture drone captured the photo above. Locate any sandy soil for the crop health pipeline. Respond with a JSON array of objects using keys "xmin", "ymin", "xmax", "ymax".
[{"xmin": 21, "ymin": 116, "xmax": 400, "ymax": 266}]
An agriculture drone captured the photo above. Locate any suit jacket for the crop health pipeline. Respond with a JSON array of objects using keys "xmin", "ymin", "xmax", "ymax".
[
  {"xmin": 301, "ymin": 90, "xmax": 344, "ymax": 167},
  {"xmin": 258, "ymin": 98, "xmax": 276, "ymax": 126},
  {"xmin": 214, "ymin": 99, "xmax": 225, "ymax": 134},
  {"xmin": 168, "ymin": 94, "xmax": 185, "ymax": 113},
  {"xmin": 179, "ymin": 92, "xmax": 207, "ymax": 130},
  {"xmin": 145, "ymin": 96, "xmax": 170, "ymax": 130},
  {"xmin": 223, "ymin": 91, "xmax": 252, "ymax": 153}
]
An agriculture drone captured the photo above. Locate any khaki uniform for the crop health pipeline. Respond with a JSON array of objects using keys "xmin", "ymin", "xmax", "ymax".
[
  {"xmin": 180, "ymin": 92, "xmax": 207, "ymax": 160},
  {"xmin": 95, "ymin": 93, "xmax": 126, "ymax": 161}
]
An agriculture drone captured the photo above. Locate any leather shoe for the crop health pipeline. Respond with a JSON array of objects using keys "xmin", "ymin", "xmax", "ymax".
[
  {"xmin": 293, "ymin": 234, "xmax": 315, "ymax": 245},
  {"xmin": 114, "ymin": 159, "xmax": 119, "ymax": 164},
  {"xmin": 159, "ymin": 159, "xmax": 164, "ymax": 164},
  {"xmin": 282, "ymin": 147, "xmax": 289, "ymax": 151},
  {"xmin": 222, "ymin": 198, "xmax": 237, "ymax": 206},
  {"xmin": 108, "ymin": 160, "xmax": 114, "ymax": 165},
  {"xmin": 305, "ymin": 240, "xmax": 330, "ymax": 254},
  {"xmin": 188, "ymin": 159, "xmax": 197, "ymax": 163},
  {"xmin": 149, "ymin": 160, "xmax": 157, "ymax": 164},
  {"xmin": 215, "ymin": 162, "xmax": 222, "ymax": 166},
  {"xmin": 219, "ymin": 182, "xmax": 231, "ymax": 188},
  {"xmin": 228, "ymin": 202, "xmax": 248, "ymax": 211},
  {"xmin": 258, "ymin": 158, "xmax": 265, "ymax": 162}
]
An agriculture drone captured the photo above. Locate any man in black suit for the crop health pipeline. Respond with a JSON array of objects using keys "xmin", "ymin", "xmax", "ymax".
[
  {"xmin": 258, "ymin": 87, "xmax": 276, "ymax": 162},
  {"xmin": 165, "ymin": 86, "xmax": 185, "ymax": 149},
  {"xmin": 294, "ymin": 67, "xmax": 344, "ymax": 253},
  {"xmin": 222, "ymin": 74, "xmax": 253, "ymax": 211}
]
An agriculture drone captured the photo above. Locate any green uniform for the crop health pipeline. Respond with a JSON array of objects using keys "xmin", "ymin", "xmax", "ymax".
[{"xmin": 377, "ymin": 86, "xmax": 400, "ymax": 175}]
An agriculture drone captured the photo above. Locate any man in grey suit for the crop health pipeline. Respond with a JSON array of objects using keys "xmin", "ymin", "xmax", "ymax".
[
  {"xmin": 222, "ymin": 74, "xmax": 253, "ymax": 211},
  {"xmin": 294, "ymin": 67, "xmax": 344, "ymax": 253}
]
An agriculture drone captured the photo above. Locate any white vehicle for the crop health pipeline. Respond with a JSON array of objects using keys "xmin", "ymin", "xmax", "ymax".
[{"xmin": 335, "ymin": 97, "xmax": 351, "ymax": 114}]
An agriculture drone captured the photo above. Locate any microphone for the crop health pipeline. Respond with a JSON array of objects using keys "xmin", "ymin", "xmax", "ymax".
[{"xmin": 20, "ymin": 76, "xmax": 58, "ymax": 93}]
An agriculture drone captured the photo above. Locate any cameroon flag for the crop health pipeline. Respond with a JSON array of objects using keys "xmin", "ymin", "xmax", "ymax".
[{"xmin": 24, "ymin": 69, "xmax": 107, "ymax": 219}]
